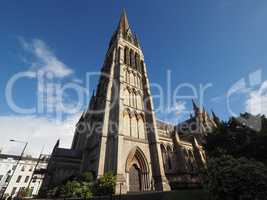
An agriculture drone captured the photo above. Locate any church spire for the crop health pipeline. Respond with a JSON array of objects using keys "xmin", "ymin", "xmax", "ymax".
[
  {"xmin": 117, "ymin": 9, "xmax": 131, "ymax": 36},
  {"xmin": 211, "ymin": 109, "xmax": 221, "ymax": 125},
  {"xmin": 115, "ymin": 9, "xmax": 140, "ymax": 47},
  {"xmin": 192, "ymin": 99, "xmax": 200, "ymax": 115}
]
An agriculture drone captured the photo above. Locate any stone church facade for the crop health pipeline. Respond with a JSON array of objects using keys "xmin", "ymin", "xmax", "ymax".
[{"xmin": 42, "ymin": 11, "xmax": 219, "ymax": 194}]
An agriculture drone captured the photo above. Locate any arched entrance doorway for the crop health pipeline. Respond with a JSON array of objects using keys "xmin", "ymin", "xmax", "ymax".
[
  {"xmin": 129, "ymin": 164, "xmax": 141, "ymax": 192},
  {"xmin": 126, "ymin": 147, "xmax": 150, "ymax": 192}
]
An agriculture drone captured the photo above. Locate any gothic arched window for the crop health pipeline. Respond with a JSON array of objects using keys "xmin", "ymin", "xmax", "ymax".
[
  {"xmin": 132, "ymin": 90, "xmax": 137, "ymax": 108},
  {"xmin": 124, "ymin": 87, "xmax": 131, "ymax": 106},
  {"xmin": 135, "ymin": 53, "xmax": 140, "ymax": 71},
  {"xmin": 138, "ymin": 114, "xmax": 146, "ymax": 139},
  {"xmin": 167, "ymin": 146, "xmax": 172, "ymax": 170},
  {"xmin": 133, "ymin": 73, "xmax": 137, "ymax": 87},
  {"xmin": 124, "ymin": 68, "xmax": 128, "ymax": 82},
  {"xmin": 124, "ymin": 47, "xmax": 130, "ymax": 65},
  {"xmin": 136, "ymin": 91, "xmax": 143, "ymax": 110},
  {"xmin": 140, "ymin": 60, "xmax": 144, "ymax": 73},
  {"xmin": 160, "ymin": 144, "xmax": 167, "ymax": 171},
  {"xmin": 131, "ymin": 113, "xmax": 138, "ymax": 138},
  {"xmin": 123, "ymin": 109, "xmax": 131, "ymax": 137},
  {"xmin": 137, "ymin": 75, "xmax": 142, "ymax": 89},
  {"xmin": 130, "ymin": 49, "xmax": 134, "ymax": 68}
]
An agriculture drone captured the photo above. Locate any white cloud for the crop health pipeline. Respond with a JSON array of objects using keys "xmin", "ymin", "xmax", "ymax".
[
  {"xmin": 19, "ymin": 38, "xmax": 73, "ymax": 78},
  {"xmin": 0, "ymin": 38, "xmax": 86, "ymax": 157},
  {"xmin": 227, "ymin": 78, "xmax": 251, "ymax": 96},
  {"xmin": 17, "ymin": 38, "xmax": 86, "ymax": 115},
  {"xmin": 211, "ymin": 80, "xmax": 249, "ymax": 104},
  {"xmin": 72, "ymin": 78, "xmax": 83, "ymax": 84},
  {"xmin": 0, "ymin": 112, "xmax": 81, "ymax": 157},
  {"xmin": 157, "ymin": 101, "xmax": 188, "ymax": 124},
  {"xmin": 246, "ymin": 80, "xmax": 267, "ymax": 115},
  {"xmin": 174, "ymin": 101, "xmax": 187, "ymax": 116}
]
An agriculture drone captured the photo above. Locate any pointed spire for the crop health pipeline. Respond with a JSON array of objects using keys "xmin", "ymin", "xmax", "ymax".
[
  {"xmin": 55, "ymin": 139, "xmax": 60, "ymax": 148},
  {"xmin": 190, "ymin": 112, "xmax": 193, "ymax": 119},
  {"xmin": 90, "ymin": 90, "xmax": 95, "ymax": 105},
  {"xmin": 202, "ymin": 107, "xmax": 208, "ymax": 120},
  {"xmin": 133, "ymin": 33, "xmax": 140, "ymax": 47},
  {"xmin": 211, "ymin": 109, "xmax": 218, "ymax": 119},
  {"xmin": 211, "ymin": 109, "xmax": 221, "ymax": 125},
  {"xmin": 77, "ymin": 111, "xmax": 85, "ymax": 124},
  {"xmin": 192, "ymin": 99, "xmax": 200, "ymax": 115},
  {"xmin": 52, "ymin": 139, "xmax": 60, "ymax": 154},
  {"xmin": 90, "ymin": 89, "xmax": 95, "ymax": 101},
  {"xmin": 117, "ymin": 8, "xmax": 131, "ymax": 36}
]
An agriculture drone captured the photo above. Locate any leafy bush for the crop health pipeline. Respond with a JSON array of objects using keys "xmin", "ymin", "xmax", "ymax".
[
  {"xmin": 92, "ymin": 172, "xmax": 116, "ymax": 196},
  {"xmin": 50, "ymin": 180, "xmax": 92, "ymax": 198},
  {"xmin": 81, "ymin": 171, "xmax": 94, "ymax": 182},
  {"xmin": 45, "ymin": 172, "xmax": 94, "ymax": 199},
  {"xmin": 44, "ymin": 171, "xmax": 116, "ymax": 198},
  {"xmin": 203, "ymin": 155, "xmax": 267, "ymax": 200},
  {"xmin": 15, "ymin": 187, "xmax": 32, "ymax": 199}
]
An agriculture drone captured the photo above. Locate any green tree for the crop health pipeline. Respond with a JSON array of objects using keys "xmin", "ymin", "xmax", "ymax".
[
  {"xmin": 44, "ymin": 172, "xmax": 94, "ymax": 199},
  {"xmin": 92, "ymin": 172, "xmax": 116, "ymax": 196},
  {"xmin": 57, "ymin": 180, "xmax": 92, "ymax": 198},
  {"xmin": 203, "ymin": 155, "xmax": 267, "ymax": 200},
  {"xmin": 81, "ymin": 171, "xmax": 94, "ymax": 182},
  {"xmin": 16, "ymin": 187, "xmax": 32, "ymax": 198},
  {"xmin": 206, "ymin": 113, "xmax": 267, "ymax": 165}
]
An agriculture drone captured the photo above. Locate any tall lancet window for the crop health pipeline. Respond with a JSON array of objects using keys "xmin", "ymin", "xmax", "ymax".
[
  {"xmin": 124, "ymin": 87, "xmax": 131, "ymax": 106},
  {"xmin": 124, "ymin": 47, "xmax": 130, "ymax": 65},
  {"xmin": 138, "ymin": 114, "xmax": 146, "ymax": 139},
  {"xmin": 133, "ymin": 73, "xmax": 137, "ymax": 87},
  {"xmin": 137, "ymin": 92, "xmax": 143, "ymax": 110},
  {"xmin": 118, "ymin": 47, "xmax": 121, "ymax": 63},
  {"xmin": 135, "ymin": 53, "xmax": 139, "ymax": 71},
  {"xmin": 132, "ymin": 91, "xmax": 137, "ymax": 108},
  {"xmin": 140, "ymin": 60, "xmax": 144, "ymax": 73},
  {"xmin": 131, "ymin": 113, "xmax": 138, "ymax": 138},
  {"xmin": 129, "ymin": 49, "xmax": 134, "ymax": 67},
  {"xmin": 124, "ymin": 68, "xmax": 128, "ymax": 83},
  {"xmin": 123, "ymin": 109, "xmax": 131, "ymax": 137},
  {"xmin": 130, "ymin": 71, "xmax": 134, "ymax": 86}
]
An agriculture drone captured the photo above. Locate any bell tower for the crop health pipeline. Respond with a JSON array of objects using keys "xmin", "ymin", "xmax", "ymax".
[{"xmin": 81, "ymin": 10, "xmax": 170, "ymax": 193}]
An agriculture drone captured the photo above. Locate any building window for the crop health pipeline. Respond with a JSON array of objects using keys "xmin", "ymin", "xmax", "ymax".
[
  {"xmin": 11, "ymin": 187, "xmax": 17, "ymax": 195},
  {"xmin": 16, "ymin": 175, "xmax": 22, "ymax": 183},
  {"xmin": 32, "ymin": 176, "xmax": 37, "ymax": 183},
  {"xmin": 29, "ymin": 166, "xmax": 33, "ymax": 172},
  {"xmin": 24, "ymin": 176, "xmax": 30, "ymax": 183},
  {"xmin": 0, "ymin": 175, "xmax": 3, "ymax": 181},
  {"xmin": 29, "ymin": 187, "xmax": 34, "ymax": 197},
  {"xmin": 6, "ymin": 175, "xmax": 11, "ymax": 183},
  {"xmin": 21, "ymin": 165, "xmax": 25, "ymax": 171},
  {"xmin": 19, "ymin": 187, "xmax": 25, "ymax": 194}
]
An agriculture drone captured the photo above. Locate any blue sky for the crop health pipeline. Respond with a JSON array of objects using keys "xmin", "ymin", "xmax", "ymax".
[{"xmin": 1, "ymin": 0, "xmax": 267, "ymax": 155}]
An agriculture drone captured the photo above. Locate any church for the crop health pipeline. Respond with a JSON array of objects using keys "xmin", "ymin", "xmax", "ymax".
[{"xmin": 42, "ymin": 10, "xmax": 219, "ymax": 194}]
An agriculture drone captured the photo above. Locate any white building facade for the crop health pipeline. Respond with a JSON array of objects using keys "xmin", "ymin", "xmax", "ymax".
[{"xmin": 0, "ymin": 154, "xmax": 49, "ymax": 198}]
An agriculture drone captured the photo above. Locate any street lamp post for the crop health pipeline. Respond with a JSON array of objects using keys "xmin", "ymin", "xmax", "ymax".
[{"xmin": 0, "ymin": 139, "xmax": 28, "ymax": 199}]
